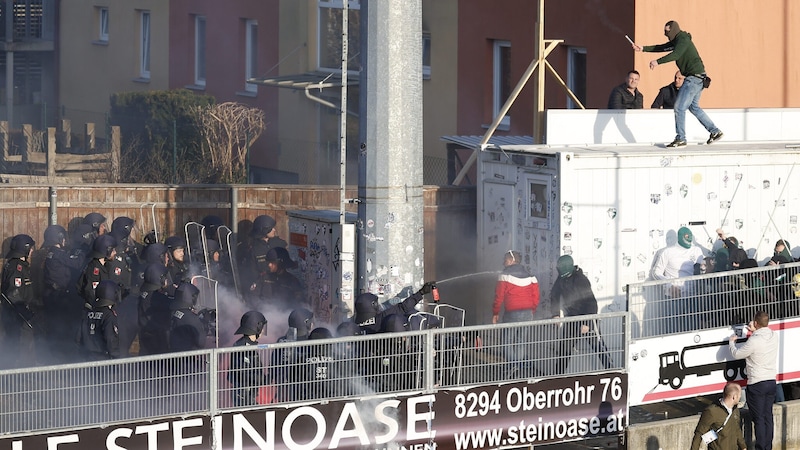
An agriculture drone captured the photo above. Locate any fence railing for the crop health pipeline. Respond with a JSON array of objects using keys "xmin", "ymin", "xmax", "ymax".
[
  {"xmin": 0, "ymin": 312, "xmax": 627, "ymax": 436},
  {"xmin": 627, "ymin": 261, "xmax": 800, "ymax": 338}
]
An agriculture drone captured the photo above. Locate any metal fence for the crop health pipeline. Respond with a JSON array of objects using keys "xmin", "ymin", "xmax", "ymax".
[
  {"xmin": 627, "ymin": 261, "xmax": 800, "ymax": 338},
  {"xmin": 0, "ymin": 312, "xmax": 627, "ymax": 436}
]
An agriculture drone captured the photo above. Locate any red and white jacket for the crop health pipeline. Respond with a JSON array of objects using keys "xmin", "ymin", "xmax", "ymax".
[{"xmin": 492, "ymin": 264, "xmax": 540, "ymax": 315}]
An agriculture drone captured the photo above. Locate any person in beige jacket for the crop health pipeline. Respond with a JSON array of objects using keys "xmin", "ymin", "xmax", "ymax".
[{"xmin": 729, "ymin": 311, "xmax": 779, "ymax": 450}]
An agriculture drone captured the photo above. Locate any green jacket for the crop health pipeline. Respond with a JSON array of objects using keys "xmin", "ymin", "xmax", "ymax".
[
  {"xmin": 689, "ymin": 400, "xmax": 746, "ymax": 450},
  {"xmin": 643, "ymin": 31, "xmax": 706, "ymax": 77}
]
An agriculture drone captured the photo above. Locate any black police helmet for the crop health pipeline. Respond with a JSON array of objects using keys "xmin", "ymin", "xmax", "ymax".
[
  {"xmin": 288, "ymin": 308, "xmax": 314, "ymax": 338},
  {"xmin": 235, "ymin": 310, "xmax": 267, "ymax": 338},
  {"xmin": 8, "ymin": 234, "xmax": 35, "ymax": 258},
  {"xmin": 165, "ymin": 235, "xmax": 187, "ymax": 250},
  {"xmin": 354, "ymin": 293, "xmax": 380, "ymax": 324},
  {"xmin": 141, "ymin": 263, "xmax": 169, "ymax": 292},
  {"xmin": 95, "ymin": 280, "xmax": 119, "ymax": 307},
  {"xmin": 43, "ymin": 225, "xmax": 67, "ymax": 247},
  {"xmin": 250, "ymin": 215, "xmax": 276, "ymax": 238},
  {"xmin": 90, "ymin": 234, "xmax": 118, "ymax": 259},
  {"xmin": 205, "ymin": 238, "xmax": 220, "ymax": 255},
  {"xmin": 336, "ymin": 321, "xmax": 361, "ymax": 337},
  {"xmin": 110, "ymin": 216, "xmax": 135, "ymax": 240},
  {"xmin": 266, "ymin": 247, "xmax": 297, "ymax": 269},
  {"xmin": 141, "ymin": 243, "xmax": 168, "ymax": 264},
  {"xmin": 172, "ymin": 282, "xmax": 200, "ymax": 310},
  {"xmin": 201, "ymin": 215, "xmax": 224, "ymax": 233},
  {"xmin": 72, "ymin": 224, "xmax": 95, "ymax": 248},
  {"xmin": 309, "ymin": 327, "xmax": 333, "ymax": 340},
  {"xmin": 82, "ymin": 212, "xmax": 107, "ymax": 232}
]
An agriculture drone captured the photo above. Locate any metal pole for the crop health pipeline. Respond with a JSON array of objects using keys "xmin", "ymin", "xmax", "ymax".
[
  {"xmin": 533, "ymin": 0, "xmax": 546, "ymax": 144},
  {"xmin": 357, "ymin": 0, "xmax": 369, "ymax": 293},
  {"xmin": 172, "ymin": 119, "xmax": 177, "ymax": 183},
  {"xmin": 339, "ymin": 0, "xmax": 349, "ymax": 226},
  {"xmin": 362, "ymin": 1, "xmax": 425, "ymax": 299},
  {"xmin": 48, "ymin": 186, "xmax": 57, "ymax": 225}
]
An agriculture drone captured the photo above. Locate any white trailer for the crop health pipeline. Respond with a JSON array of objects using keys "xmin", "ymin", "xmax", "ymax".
[{"xmin": 475, "ymin": 141, "xmax": 800, "ymax": 315}]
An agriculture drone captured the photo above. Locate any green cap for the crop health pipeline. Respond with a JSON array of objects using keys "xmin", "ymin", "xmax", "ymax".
[{"xmin": 557, "ymin": 255, "xmax": 575, "ymax": 278}]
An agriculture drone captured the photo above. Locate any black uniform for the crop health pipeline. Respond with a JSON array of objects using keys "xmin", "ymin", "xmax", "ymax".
[
  {"xmin": 42, "ymin": 244, "xmax": 85, "ymax": 362},
  {"xmin": 228, "ymin": 335, "xmax": 267, "ymax": 406},
  {"xmin": 169, "ymin": 308, "xmax": 207, "ymax": 352},
  {"xmin": 77, "ymin": 258, "xmax": 110, "ymax": 306},
  {"xmin": 1, "ymin": 255, "xmax": 35, "ymax": 366},
  {"xmin": 138, "ymin": 289, "xmax": 172, "ymax": 355},
  {"xmin": 77, "ymin": 304, "xmax": 120, "ymax": 360}
]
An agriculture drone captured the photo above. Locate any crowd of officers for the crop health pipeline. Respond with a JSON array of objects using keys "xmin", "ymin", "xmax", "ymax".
[
  {"xmin": 0, "ymin": 211, "xmax": 445, "ymax": 406},
  {"xmin": 0, "ymin": 212, "xmax": 312, "ymax": 368}
]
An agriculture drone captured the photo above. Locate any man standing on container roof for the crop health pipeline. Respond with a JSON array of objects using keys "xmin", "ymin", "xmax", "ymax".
[{"xmin": 632, "ymin": 20, "xmax": 723, "ymax": 148}]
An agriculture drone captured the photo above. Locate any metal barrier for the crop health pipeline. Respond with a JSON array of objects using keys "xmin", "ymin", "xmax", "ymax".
[
  {"xmin": 0, "ymin": 312, "xmax": 627, "ymax": 436},
  {"xmin": 627, "ymin": 261, "xmax": 800, "ymax": 338}
]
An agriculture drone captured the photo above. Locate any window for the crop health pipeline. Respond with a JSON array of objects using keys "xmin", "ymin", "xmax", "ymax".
[
  {"xmin": 318, "ymin": 0, "xmax": 360, "ymax": 72},
  {"xmin": 422, "ymin": 32, "xmax": 431, "ymax": 79},
  {"xmin": 195, "ymin": 16, "xmax": 206, "ymax": 86},
  {"xmin": 567, "ymin": 47, "xmax": 587, "ymax": 109},
  {"xmin": 493, "ymin": 40, "xmax": 511, "ymax": 128},
  {"xmin": 98, "ymin": 7, "xmax": 109, "ymax": 42},
  {"xmin": 140, "ymin": 11, "xmax": 151, "ymax": 79},
  {"xmin": 244, "ymin": 19, "xmax": 258, "ymax": 92}
]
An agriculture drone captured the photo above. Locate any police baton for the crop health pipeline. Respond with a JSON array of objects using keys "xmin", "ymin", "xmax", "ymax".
[{"xmin": 1, "ymin": 292, "xmax": 34, "ymax": 329}]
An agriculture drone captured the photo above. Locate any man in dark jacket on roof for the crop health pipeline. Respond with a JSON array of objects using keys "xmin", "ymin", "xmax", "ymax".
[{"xmin": 633, "ymin": 20, "xmax": 723, "ymax": 148}]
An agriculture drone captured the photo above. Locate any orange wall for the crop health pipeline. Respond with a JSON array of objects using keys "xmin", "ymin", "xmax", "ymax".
[{"xmin": 634, "ymin": 0, "xmax": 799, "ymax": 108}]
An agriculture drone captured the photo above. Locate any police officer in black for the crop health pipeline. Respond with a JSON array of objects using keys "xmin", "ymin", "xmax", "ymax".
[
  {"xmin": 165, "ymin": 235, "xmax": 191, "ymax": 286},
  {"xmin": 228, "ymin": 310, "xmax": 268, "ymax": 407},
  {"xmin": 77, "ymin": 234, "xmax": 118, "ymax": 308},
  {"xmin": 1, "ymin": 234, "xmax": 36, "ymax": 368},
  {"xmin": 259, "ymin": 247, "xmax": 304, "ymax": 310},
  {"xmin": 41, "ymin": 225, "xmax": 85, "ymax": 363},
  {"xmin": 82, "ymin": 212, "xmax": 108, "ymax": 240},
  {"xmin": 77, "ymin": 280, "xmax": 121, "ymax": 361},
  {"xmin": 269, "ymin": 307, "xmax": 314, "ymax": 402},
  {"xmin": 137, "ymin": 263, "xmax": 172, "ymax": 355},
  {"xmin": 108, "ymin": 216, "xmax": 140, "ymax": 297},
  {"xmin": 169, "ymin": 281, "xmax": 207, "ymax": 352},
  {"xmin": 354, "ymin": 281, "xmax": 436, "ymax": 335},
  {"xmin": 242, "ymin": 215, "xmax": 287, "ymax": 302}
]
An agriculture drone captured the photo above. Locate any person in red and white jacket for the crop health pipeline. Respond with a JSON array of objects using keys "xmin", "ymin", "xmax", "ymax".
[
  {"xmin": 492, "ymin": 250, "xmax": 540, "ymax": 324},
  {"xmin": 491, "ymin": 250, "xmax": 540, "ymax": 377}
]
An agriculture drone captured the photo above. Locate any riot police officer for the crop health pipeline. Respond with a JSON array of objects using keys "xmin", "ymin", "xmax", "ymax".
[
  {"xmin": 82, "ymin": 212, "xmax": 108, "ymax": 239},
  {"xmin": 76, "ymin": 234, "xmax": 118, "ymax": 307},
  {"xmin": 77, "ymin": 280, "xmax": 121, "ymax": 360},
  {"xmin": 165, "ymin": 235, "xmax": 191, "ymax": 285},
  {"xmin": 169, "ymin": 282, "xmax": 206, "ymax": 352},
  {"xmin": 41, "ymin": 225, "xmax": 84, "ymax": 363},
  {"xmin": 228, "ymin": 310, "xmax": 268, "ymax": 406},
  {"xmin": 137, "ymin": 263, "xmax": 172, "ymax": 355},
  {"xmin": 108, "ymin": 216, "xmax": 139, "ymax": 297},
  {"xmin": 1, "ymin": 234, "xmax": 36, "ymax": 368}
]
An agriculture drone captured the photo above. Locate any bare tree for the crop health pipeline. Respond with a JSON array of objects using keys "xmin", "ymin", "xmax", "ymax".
[{"xmin": 193, "ymin": 102, "xmax": 266, "ymax": 183}]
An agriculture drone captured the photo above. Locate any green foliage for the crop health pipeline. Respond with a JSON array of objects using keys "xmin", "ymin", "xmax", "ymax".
[{"xmin": 109, "ymin": 90, "xmax": 215, "ymax": 171}]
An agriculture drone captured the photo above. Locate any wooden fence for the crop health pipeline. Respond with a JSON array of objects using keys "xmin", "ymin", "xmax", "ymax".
[
  {"xmin": 0, "ymin": 120, "xmax": 119, "ymax": 182},
  {"xmin": 0, "ymin": 183, "xmax": 477, "ymax": 283}
]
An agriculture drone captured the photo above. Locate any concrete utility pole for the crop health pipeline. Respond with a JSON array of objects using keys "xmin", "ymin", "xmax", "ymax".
[{"xmin": 360, "ymin": 0, "xmax": 425, "ymax": 299}]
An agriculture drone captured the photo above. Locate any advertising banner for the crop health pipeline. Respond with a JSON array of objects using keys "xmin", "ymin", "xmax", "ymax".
[
  {"xmin": 628, "ymin": 318, "xmax": 800, "ymax": 406},
  {"xmin": 1, "ymin": 373, "xmax": 626, "ymax": 450}
]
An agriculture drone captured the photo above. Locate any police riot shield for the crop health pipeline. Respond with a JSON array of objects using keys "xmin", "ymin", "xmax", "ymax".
[
  {"xmin": 191, "ymin": 275, "xmax": 218, "ymax": 348},
  {"xmin": 184, "ymin": 222, "xmax": 210, "ymax": 276},
  {"xmin": 217, "ymin": 225, "xmax": 242, "ymax": 298},
  {"xmin": 138, "ymin": 203, "xmax": 160, "ymax": 244},
  {"xmin": 433, "ymin": 304, "xmax": 466, "ymax": 386}
]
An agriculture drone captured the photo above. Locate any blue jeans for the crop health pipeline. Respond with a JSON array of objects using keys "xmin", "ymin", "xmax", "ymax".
[
  {"xmin": 503, "ymin": 309, "xmax": 534, "ymax": 363},
  {"xmin": 748, "ymin": 380, "xmax": 776, "ymax": 450},
  {"xmin": 673, "ymin": 75, "xmax": 720, "ymax": 141}
]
